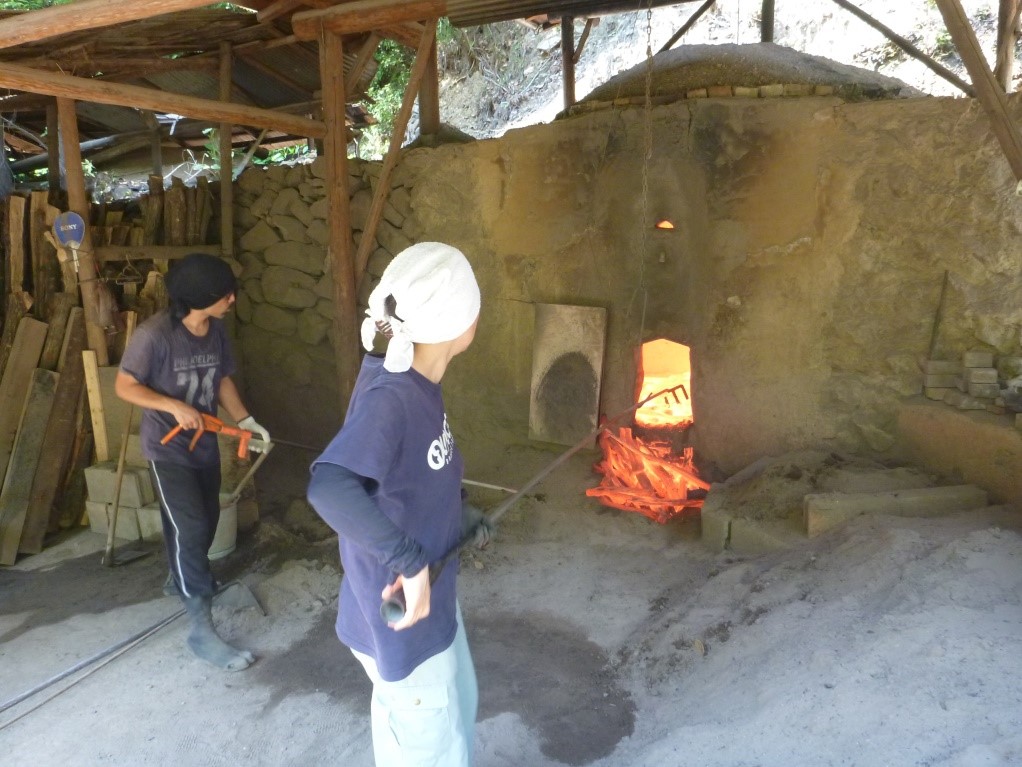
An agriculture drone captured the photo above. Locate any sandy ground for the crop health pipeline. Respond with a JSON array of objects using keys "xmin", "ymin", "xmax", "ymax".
[{"xmin": 2, "ymin": 443, "xmax": 1022, "ymax": 767}]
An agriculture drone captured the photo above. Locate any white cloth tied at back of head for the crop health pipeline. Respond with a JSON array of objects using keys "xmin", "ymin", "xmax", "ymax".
[{"xmin": 361, "ymin": 242, "xmax": 481, "ymax": 372}]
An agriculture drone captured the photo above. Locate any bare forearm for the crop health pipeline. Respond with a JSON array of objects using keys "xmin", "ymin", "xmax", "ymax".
[{"xmin": 218, "ymin": 376, "xmax": 249, "ymax": 423}]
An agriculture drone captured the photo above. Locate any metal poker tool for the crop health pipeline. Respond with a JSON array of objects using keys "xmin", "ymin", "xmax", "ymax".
[{"xmin": 379, "ymin": 383, "xmax": 689, "ymax": 623}]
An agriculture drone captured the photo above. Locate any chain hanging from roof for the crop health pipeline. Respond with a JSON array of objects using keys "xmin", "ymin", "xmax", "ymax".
[{"xmin": 633, "ymin": 0, "xmax": 655, "ymax": 349}]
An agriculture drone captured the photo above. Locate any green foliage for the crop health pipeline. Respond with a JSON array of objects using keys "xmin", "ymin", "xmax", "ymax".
[
  {"xmin": 253, "ymin": 144, "xmax": 311, "ymax": 165},
  {"xmin": 360, "ymin": 39, "xmax": 414, "ymax": 157}
]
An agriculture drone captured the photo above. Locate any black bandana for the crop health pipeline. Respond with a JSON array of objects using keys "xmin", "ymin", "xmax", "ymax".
[{"xmin": 166, "ymin": 253, "xmax": 237, "ymax": 314}]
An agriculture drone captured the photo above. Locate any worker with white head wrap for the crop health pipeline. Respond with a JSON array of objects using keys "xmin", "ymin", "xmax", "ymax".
[{"xmin": 309, "ymin": 242, "xmax": 486, "ymax": 767}]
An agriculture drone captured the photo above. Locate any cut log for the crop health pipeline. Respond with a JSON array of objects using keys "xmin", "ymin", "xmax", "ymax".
[
  {"xmin": 0, "ymin": 369, "xmax": 58, "ymax": 565},
  {"xmin": 20, "ymin": 309, "xmax": 85, "ymax": 553},
  {"xmin": 38, "ymin": 292, "xmax": 75, "ymax": 371},
  {"xmin": 804, "ymin": 484, "xmax": 989, "ymax": 537},
  {"xmin": 164, "ymin": 177, "xmax": 187, "ymax": 247},
  {"xmin": 5, "ymin": 193, "xmax": 27, "ymax": 294},
  {"xmin": 0, "ymin": 317, "xmax": 48, "ymax": 489}
]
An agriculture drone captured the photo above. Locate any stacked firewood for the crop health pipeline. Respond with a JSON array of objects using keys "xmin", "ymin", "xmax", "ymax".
[{"xmin": 0, "ymin": 177, "xmax": 214, "ymax": 565}]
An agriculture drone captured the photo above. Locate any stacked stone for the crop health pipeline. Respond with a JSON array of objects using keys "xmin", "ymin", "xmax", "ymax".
[
  {"xmin": 923, "ymin": 350, "xmax": 1022, "ymax": 416},
  {"xmin": 229, "ymin": 157, "xmax": 421, "ymax": 438}
]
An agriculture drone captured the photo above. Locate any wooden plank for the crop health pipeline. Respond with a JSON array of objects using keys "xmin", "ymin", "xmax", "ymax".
[
  {"xmin": 320, "ymin": 29, "xmax": 359, "ymax": 414},
  {"xmin": 0, "ymin": 317, "xmax": 48, "ymax": 490},
  {"xmin": 20, "ymin": 309, "xmax": 85, "ymax": 553},
  {"xmin": 30, "ymin": 189, "xmax": 58, "ymax": 320},
  {"xmin": 0, "ymin": 293, "xmax": 28, "ymax": 382},
  {"xmin": 0, "ymin": 0, "xmax": 229, "ymax": 50},
  {"xmin": 38, "ymin": 292, "xmax": 75, "ymax": 371},
  {"xmin": 292, "ymin": 0, "xmax": 444, "ymax": 39},
  {"xmin": 935, "ymin": 0, "xmax": 1022, "ymax": 180},
  {"xmin": 5, "ymin": 193, "xmax": 26, "ymax": 294},
  {"xmin": 142, "ymin": 175, "xmax": 164, "ymax": 246},
  {"xmin": 0, "ymin": 369, "xmax": 57, "ymax": 565},
  {"xmin": 164, "ymin": 177, "xmax": 187, "ymax": 247},
  {"xmin": 0, "ymin": 61, "xmax": 325, "ymax": 139},
  {"xmin": 81, "ymin": 349, "xmax": 109, "ymax": 463}
]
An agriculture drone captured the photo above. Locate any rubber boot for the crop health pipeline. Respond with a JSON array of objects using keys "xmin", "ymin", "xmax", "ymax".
[{"xmin": 182, "ymin": 595, "xmax": 254, "ymax": 671}]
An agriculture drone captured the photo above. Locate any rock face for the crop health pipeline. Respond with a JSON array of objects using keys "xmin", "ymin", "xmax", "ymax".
[{"xmin": 232, "ymin": 82, "xmax": 1022, "ymax": 479}]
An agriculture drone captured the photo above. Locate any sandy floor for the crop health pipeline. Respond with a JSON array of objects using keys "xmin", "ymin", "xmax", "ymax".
[{"xmin": 2, "ymin": 443, "xmax": 1021, "ymax": 767}]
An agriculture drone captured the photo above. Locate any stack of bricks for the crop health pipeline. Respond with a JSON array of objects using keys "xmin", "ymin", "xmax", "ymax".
[
  {"xmin": 83, "ymin": 461, "xmax": 159, "ymax": 542},
  {"xmin": 922, "ymin": 350, "xmax": 1022, "ymax": 418}
]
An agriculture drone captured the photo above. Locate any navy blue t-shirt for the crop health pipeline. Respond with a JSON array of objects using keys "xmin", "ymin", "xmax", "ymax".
[
  {"xmin": 119, "ymin": 310, "xmax": 235, "ymax": 467},
  {"xmin": 313, "ymin": 354, "xmax": 463, "ymax": 681}
]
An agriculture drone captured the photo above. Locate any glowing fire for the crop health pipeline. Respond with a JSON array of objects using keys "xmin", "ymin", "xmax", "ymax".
[
  {"xmin": 586, "ymin": 340, "xmax": 706, "ymax": 523},
  {"xmin": 586, "ymin": 428, "xmax": 708, "ymax": 523},
  {"xmin": 635, "ymin": 339, "xmax": 692, "ymax": 428}
]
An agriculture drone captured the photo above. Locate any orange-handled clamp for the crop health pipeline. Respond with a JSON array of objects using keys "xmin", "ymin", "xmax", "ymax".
[{"xmin": 160, "ymin": 413, "xmax": 253, "ymax": 458}]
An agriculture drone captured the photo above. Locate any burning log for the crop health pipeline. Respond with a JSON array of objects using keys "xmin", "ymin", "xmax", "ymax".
[{"xmin": 587, "ymin": 427, "xmax": 709, "ymax": 524}]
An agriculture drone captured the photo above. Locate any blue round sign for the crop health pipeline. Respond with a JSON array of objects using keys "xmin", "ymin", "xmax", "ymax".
[{"xmin": 53, "ymin": 211, "xmax": 86, "ymax": 250}]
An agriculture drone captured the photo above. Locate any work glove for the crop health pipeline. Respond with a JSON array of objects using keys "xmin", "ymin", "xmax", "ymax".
[
  {"xmin": 238, "ymin": 415, "xmax": 271, "ymax": 453},
  {"xmin": 461, "ymin": 502, "xmax": 493, "ymax": 550}
]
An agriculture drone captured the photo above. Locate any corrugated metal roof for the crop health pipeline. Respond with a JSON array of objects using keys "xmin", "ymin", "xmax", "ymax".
[{"xmin": 446, "ymin": 0, "xmax": 699, "ymax": 27}]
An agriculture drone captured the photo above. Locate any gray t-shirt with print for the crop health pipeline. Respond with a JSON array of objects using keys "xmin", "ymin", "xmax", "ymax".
[{"xmin": 119, "ymin": 310, "xmax": 235, "ymax": 467}]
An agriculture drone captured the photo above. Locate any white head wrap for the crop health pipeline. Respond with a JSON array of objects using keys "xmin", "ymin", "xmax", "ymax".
[{"xmin": 361, "ymin": 242, "xmax": 481, "ymax": 373}]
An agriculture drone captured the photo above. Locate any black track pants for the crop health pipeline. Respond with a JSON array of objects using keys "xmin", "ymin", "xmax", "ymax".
[{"xmin": 149, "ymin": 460, "xmax": 221, "ymax": 599}]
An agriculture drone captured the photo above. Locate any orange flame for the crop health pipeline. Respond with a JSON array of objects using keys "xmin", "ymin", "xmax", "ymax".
[
  {"xmin": 635, "ymin": 339, "xmax": 693, "ymax": 428},
  {"xmin": 587, "ymin": 427, "xmax": 708, "ymax": 524}
]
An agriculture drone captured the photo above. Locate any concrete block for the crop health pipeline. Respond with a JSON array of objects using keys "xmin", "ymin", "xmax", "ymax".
[
  {"xmin": 86, "ymin": 500, "xmax": 141, "ymax": 541},
  {"xmin": 814, "ymin": 84, "xmax": 835, "ymax": 96},
  {"xmin": 805, "ymin": 484, "xmax": 988, "ymax": 537},
  {"xmin": 686, "ymin": 88, "xmax": 708, "ymax": 99},
  {"xmin": 707, "ymin": 85, "xmax": 733, "ymax": 97},
  {"xmin": 136, "ymin": 502, "xmax": 163, "ymax": 542},
  {"xmin": 729, "ymin": 517, "xmax": 805, "ymax": 555},
  {"xmin": 963, "ymin": 350, "xmax": 994, "ymax": 368},
  {"xmin": 84, "ymin": 462, "xmax": 154, "ymax": 507},
  {"xmin": 924, "ymin": 359, "xmax": 959, "ymax": 375},
  {"xmin": 733, "ymin": 86, "xmax": 759, "ymax": 98},
  {"xmin": 924, "ymin": 387, "xmax": 952, "ymax": 400},
  {"xmin": 967, "ymin": 382, "xmax": 999, "ymax": 399},
  {"xmin": 699, "ymin": 503, "xmax": 732, "ymax": 552},
  {"xmin": 759, "ymin": 83, "xmax": 784, "ymax": 97},
  {"xmin": 965, "ymin": 368, "xmax": 998, "ymax": 384},
  {"xmin": 924, "ymin": 374, "xmax": 958, "ymax": 388}
]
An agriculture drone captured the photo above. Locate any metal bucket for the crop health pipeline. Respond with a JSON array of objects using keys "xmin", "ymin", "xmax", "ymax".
[{"xmin": 209, "ymin": 493, "xmax": 238, "ymax": 560}]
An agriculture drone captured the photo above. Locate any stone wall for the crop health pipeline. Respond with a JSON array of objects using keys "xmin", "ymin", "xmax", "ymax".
[{"xmin": 232, "ymin": 92, "xmax": 1022, "ymax": 481}]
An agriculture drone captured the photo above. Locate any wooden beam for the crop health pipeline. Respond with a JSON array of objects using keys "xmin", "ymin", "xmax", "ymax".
[
  {"xmin": 561, "ymin": 17, "xmax": 576, "ymax": 110},
  {"xmin": 761, "ymin": 0, "xmax": 775, "ymax": 42},
  {"xmin": 57, "ymin": 98, "xmax": 109, "ymax": 365},
  {"xmin": 379, "ymin": 21, "xmax": 427, "ymax": 49},
  {"xmin": 292, "ymin": 0, "xmax": 445, "ymax": 40},
  {"xmin": 830, "ymin": 0, "xmax": 974, "ymax": 96},
  {"xmin": 660, "ymin": 0, "xmax": 716, "ymax": 53},
  {"xmin": 347, "ymin": 32, "xmax": 382, "ymax": 97},
  {"xmin": 256, "ymin": 0, "xmax": 306, "ymax": 23},
  {"xmin": 573, "ymin": 18, "xmax": 595, "ymax": 64},
  {"xmin": 220, "ymin": 42, "xmax": 235, "ymax": 260},
  {"xmin": 0, "ymin": 62, "xmax": 325, "ymax": 139},
  {"xmin": 419, "ymin": 28, "xmax": 440, "ymax": 136},
  {"xmin": 355, "ymin": 20, "xmax": 438, "ymax": 289},
  {"xmin": 319, "ymin": 27, "xmax": 359, "ymax": 413},
  {"xmin": 935, "ymin": 0, "xmax": 1022, "ymax": 181},
  {"xmin": 0, "ymin": 0, "xmax": 220, "ymax": 50},
  {"xmin": 995, "ymin": 0, "xmax": 1022, "ymax": 90}
]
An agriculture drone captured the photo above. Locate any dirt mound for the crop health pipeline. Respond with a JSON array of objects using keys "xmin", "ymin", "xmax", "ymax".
[{"xmin": 584, "ymin": 42, "xmax": 924, "ymax": 103}]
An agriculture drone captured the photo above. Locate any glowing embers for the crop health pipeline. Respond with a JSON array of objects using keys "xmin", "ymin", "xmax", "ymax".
[
  {"xmin": 587, "ymin": 428, "xmax": 708, "ymax": 523},
  {"xmin": 587, "ymin": 339, "xmax": 707, "ymax": 523},
  {"xmin": 634, "ymin": 339, "xmax": 692, "ymax": 428}
]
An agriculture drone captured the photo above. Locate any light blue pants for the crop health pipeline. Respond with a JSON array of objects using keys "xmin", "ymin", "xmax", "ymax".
[{"xmin": 351, "ymin": 605, "xmax": 478, "ymax": 767}]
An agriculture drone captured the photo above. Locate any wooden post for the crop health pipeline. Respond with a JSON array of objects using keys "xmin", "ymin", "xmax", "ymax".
[
  {"xmin": 935, "ymin": 0, "xmax": 1022, "ymax": 181},
  {"xmin": 995, "ymin": 0, "xmax": 1022, "ymax": 90},
  {"xmin": 219, "ymin": 42, "xmax": 234, "ymax": 259},
  {"xmin": 319, "ymin": 26, "xmax": 359, "ymax": 411},
  {"xmin": 419, "ymin": 30, "xmax": 440, "ymax": 139},
  {"xmin": 56, "ymin": 97, "xmax": 109, "ymax": 364},
  {"xmin": 761, "ymin": 0, "xmax": 775, "ymax": 42},
  {"xmin": 562, "ymin": 17, "xmax": 576, "ymax": 110}
]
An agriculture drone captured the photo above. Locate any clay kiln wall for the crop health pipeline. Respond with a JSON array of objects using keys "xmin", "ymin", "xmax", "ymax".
[{"xmin": 232, "ymin": 92, "xmax": 1022, "ymax": 479}]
